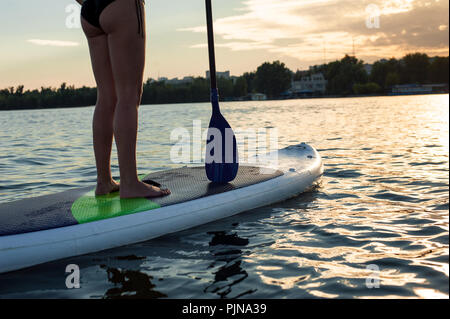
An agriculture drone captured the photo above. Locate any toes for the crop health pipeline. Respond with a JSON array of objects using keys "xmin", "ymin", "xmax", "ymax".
[
  {"xmin": 155, "ymin": 186, "xmax": 170, "ymax": 195},
  {"xmin": 159, "ymin": 188, "xmax": 171, "ymax": 196}
]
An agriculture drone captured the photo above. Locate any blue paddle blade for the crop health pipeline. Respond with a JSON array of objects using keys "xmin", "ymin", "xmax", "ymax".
[{"xmin": 205, "ymin": 89, "xmax": 239, "ymax": 183}]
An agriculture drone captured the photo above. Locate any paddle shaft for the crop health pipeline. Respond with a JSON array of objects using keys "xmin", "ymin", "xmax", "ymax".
[
  {"xmin": 205, "ymin": 0, "xmax": 217, "ymax": 90},
  {"xmin": 204, "ymin": 0, "xmax": 239, "ymax": 183}
]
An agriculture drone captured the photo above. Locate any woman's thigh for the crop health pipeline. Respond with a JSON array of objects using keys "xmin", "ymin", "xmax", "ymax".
[
  {"xmin": 81, "ymin": 17, "xmax": 116, "ymax": 105},
  {"xmin": 100, "ymin": 0, "xmax": 146, "ymax": 100}
]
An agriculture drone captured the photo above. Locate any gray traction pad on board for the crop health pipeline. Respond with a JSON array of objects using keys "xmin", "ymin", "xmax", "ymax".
[
  {"xmin": 0, "ymin": 166, "xmax": 283, "ymax": 237},
  {"xmin": 145, "ymin": 166, "xmax": 284, "ymax": 207}
]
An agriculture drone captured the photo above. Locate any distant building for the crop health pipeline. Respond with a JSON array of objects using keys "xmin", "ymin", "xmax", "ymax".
[
  {"xmin": 391, "ymin": 84, "xmax": 431, "ymax": 95},
  {"xmin": 290, "ymin": 81, "xmax": 302, "ymax": 93},
  {"xmin": 290, "ymin": 73, "xmax": 327, "ymax": 95},
  {"xmin": 163, "ymin": 76, "xmax": 195, "ymax": 85},
  {"xmin": 206, "ymin": 71, "xmax": 231, "ymax": 79},
  {"xmin": 182, "ymin": 76, "xmax": 194, "ymax": 84},
  {"xmin": 249, "ymin": 93, "xmax": 267, "ymax": 101},
  {"xmin": 391, "ymin": 84, "xmax": 448, "ymax": 95},
  {"xmin": 230, "ymin": 76, "xmax": 239, "ymax": 84},
  {"xmin": 363, "ymin": 64, "xmax": 373, "ymax": 75},
  {"xmin": 166, "ymin": 78, "xmax": 180, "ymax": 85}
]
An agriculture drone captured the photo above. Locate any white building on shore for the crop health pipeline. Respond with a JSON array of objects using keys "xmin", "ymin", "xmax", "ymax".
[
  {"xmin": 158, "ymin": 76, "xmax": 195, "ymax": 85},
  {"xmin": 290, "ymin": 73, "xmax": 327, "ymax": 95},
  {"xmin": 206, "ymin": 71, "xmax": 231, "ymax": 79}
]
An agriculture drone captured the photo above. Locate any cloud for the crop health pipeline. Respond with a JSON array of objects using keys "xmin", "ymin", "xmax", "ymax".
[
  {"xmin": 27, "ymin": 39, "xmax": 80, "ymax": 47},
  {"xmin": 180, "ymin": 0, "xmax": 449, "ymax": 65}
]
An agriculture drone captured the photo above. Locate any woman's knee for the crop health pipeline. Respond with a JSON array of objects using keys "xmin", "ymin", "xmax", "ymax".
[
  {"xmin": 96, "ymin": 93, "xmax": 117, "ymax": 112},
  {"xmin": 116, "ymin": 87, "xmax": 143, "ymax": 108},
  {"xmin": 137, "ymin": 85, "xmax": 143, "ymax": 105}
]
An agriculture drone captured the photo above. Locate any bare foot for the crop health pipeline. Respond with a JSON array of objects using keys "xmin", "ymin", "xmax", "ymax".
[
  {"xmin": 96, "ymin": 179, "xmax": 120, "ymax": 196},
  {"xmin": 120, "ymin": 180, "xmax": 171, "ymax": 199}
]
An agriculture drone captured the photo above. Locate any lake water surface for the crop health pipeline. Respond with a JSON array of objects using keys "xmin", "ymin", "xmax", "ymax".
[{"xmin": 0, "ymin": 94, "xmax": 448, "ymax": 298}]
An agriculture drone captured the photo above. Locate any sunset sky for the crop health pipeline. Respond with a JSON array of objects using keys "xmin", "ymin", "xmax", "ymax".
[{"xmin": 0, "ymin": 0, "xmax": 448, "ymax": 89}]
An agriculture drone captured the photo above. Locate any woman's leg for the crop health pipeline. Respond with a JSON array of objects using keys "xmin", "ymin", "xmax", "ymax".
[
  {"xmin": 81, "ymin": 17, "xmax": 119, "ymax": 195},
  {"xmin": 100, "ymin": 0, "xmax": 170, "ymax": 198}
]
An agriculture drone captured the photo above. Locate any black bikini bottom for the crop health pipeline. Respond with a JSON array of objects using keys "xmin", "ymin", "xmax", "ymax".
[{"xmin": 81, "ymin": 0, "xmax": 145, "ymax": 36}]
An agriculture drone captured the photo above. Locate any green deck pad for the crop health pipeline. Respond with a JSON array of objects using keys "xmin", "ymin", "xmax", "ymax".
[{"xmin": 71, "ymin": 190, "xmax": 160, "ymax": 224}]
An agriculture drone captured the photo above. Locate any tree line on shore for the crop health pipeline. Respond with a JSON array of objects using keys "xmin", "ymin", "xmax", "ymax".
[{"xmin": 0, "ymin": 53, "xmax": 448, "ymax": 110}]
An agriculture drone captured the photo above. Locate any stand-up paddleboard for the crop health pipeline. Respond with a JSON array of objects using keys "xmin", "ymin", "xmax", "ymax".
[{"xmin": 0, "ymin": 143, "xmax": 323, "ymax": 274}]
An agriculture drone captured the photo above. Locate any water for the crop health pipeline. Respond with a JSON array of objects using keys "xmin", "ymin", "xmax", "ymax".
[{"xmin": 0, "ymin": 95, "xmax": 448, "ymax": 299}]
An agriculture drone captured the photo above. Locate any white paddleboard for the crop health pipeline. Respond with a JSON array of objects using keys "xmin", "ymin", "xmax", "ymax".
[{"xmin": 0, "ymin": 143, "xmax": 323, "ymax": 273}]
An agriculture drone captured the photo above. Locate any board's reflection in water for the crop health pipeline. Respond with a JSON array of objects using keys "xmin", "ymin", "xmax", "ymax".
[
  {"xmin": 101, "ymin": 231, "xmax": 251, "ymax": 299},
  {"xmin": 102, "ymin": 255, "xmax": 167, "ymax": 299},
  {"xmin": 203, "ymin": 231, "xmax": 252, "ymax": 298}
]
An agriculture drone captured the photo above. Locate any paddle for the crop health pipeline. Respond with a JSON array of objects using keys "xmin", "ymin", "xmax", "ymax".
[{"xmin": 204, "ymin": 0, "xmax": 239, "ymax": 183}]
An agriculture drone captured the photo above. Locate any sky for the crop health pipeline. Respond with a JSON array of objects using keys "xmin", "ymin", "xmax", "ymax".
[{"xmin": 0, "ymin": 0, "xmax": 448, "ymax": 90}]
